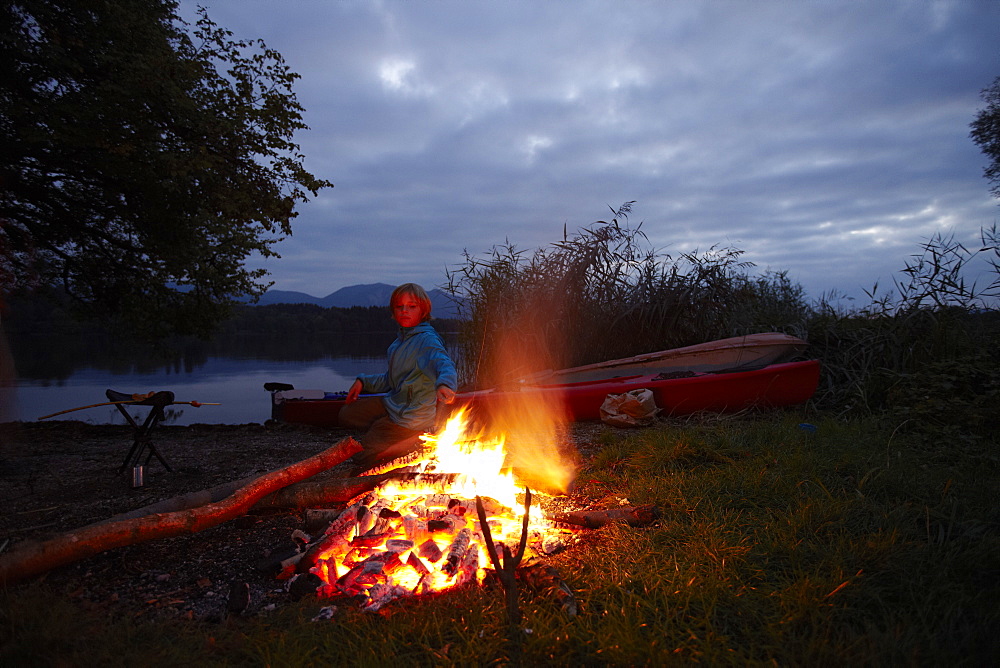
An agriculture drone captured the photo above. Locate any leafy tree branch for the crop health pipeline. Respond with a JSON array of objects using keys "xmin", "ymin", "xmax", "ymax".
[{"xmin": 0, "ymin": 0, "xmax": 332, "ymax": 338}]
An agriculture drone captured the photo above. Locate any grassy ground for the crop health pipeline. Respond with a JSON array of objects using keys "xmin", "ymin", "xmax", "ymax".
[{"xmin": 3, "ymin": 410, "xmax": 998, "ymax": 666}]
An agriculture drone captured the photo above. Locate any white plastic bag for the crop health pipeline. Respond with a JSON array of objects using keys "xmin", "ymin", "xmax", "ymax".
[{"xmin": 599, "ymin": 388, "xmax": 660, "ymax": 427}]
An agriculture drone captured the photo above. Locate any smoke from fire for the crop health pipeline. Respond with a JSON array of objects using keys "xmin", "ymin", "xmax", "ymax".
[{"xmin": 465, "ymin": 297, "xmax": 579, "ymax": 495}]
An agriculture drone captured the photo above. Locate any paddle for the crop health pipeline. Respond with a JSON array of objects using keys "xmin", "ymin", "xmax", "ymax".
[{"xmin": 38, "ymin": 400, "xmax": 220, "ymax": 420}]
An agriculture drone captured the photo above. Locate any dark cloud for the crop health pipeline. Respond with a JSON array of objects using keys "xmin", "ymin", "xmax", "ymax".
[{"xmin": 186, "ymin": 0, "xmax": 1000, "ymax": 302}]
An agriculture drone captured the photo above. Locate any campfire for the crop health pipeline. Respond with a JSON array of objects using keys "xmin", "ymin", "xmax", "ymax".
[
  {"xmin": 281, "ymin": 407, "xmax": 582, "ymax": 612},
  {"xmin": 0, "ymin": 374, "xmax": 654, "ymax": 613}
]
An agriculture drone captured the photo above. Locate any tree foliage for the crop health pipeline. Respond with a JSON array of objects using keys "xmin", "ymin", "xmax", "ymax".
[
  {"xmin": 0, "ymin": 0, "xmax": 332, "ymax": 338},
  {"xmin": 971, "ymin": 75, "xmax": 1000, "ymax": 199}
]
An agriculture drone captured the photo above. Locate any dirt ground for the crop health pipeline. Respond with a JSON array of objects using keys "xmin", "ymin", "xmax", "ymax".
[{"xmin": 0, "ymin": 419, "xmax": 609, "ymax": 622}]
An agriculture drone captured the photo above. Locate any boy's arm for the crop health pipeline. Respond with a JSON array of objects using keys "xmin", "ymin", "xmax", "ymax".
[
  {"xmin": 356, "ymin": 372, "xmax": 391, "ymax": 394},
  {"xmin": 436, "ymin": 385, "xmax": 457, "ymax": 404}
]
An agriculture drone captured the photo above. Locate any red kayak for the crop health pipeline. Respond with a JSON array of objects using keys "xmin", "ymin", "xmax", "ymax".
[{"xmin": 268, "ymin": 360, "xmax": 820, "ymax": 427}]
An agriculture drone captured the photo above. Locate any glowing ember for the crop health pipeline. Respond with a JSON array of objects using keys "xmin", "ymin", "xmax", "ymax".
[{"xmin": 294, "ymin": 408, "xmax": 579, "ymax": 611}]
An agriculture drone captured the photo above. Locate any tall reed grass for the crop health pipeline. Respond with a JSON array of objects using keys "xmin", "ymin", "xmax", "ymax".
[
  {"xmin": 445, "ymin": 203, "xmax": 811, "ymax": 390},
  {"xmin": 446, "ymin": 205, "xmax": 1000, "ymax": 444}
]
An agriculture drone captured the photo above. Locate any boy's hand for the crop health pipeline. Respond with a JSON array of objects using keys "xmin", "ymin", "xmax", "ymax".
[
  {"xmin": 437, "ymin": 386, "xmax": 456, "ymax": 404},
  {"xmin": 345, "ymin": 379, "xmax": 363, "ymax": 403}
]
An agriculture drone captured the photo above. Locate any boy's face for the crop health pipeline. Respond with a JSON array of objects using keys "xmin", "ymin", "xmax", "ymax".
[{"xmin": 392, "ymin": 293, "xmax": 423, "ymax": 328}]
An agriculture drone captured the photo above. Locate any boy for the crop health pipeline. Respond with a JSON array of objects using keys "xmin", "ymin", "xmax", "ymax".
[{"xmin": 338, "ymin": 283, "xmax": 457, "ymax": 470}]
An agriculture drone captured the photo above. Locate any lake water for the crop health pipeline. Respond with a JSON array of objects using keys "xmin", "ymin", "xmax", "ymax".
[
  {"xmin": 7, "ymin": 355, "xmax": 387, "ymax": 426},
  {"xmin": 2, "ymin": 331, "xmax": 426, "ymax": 426}
]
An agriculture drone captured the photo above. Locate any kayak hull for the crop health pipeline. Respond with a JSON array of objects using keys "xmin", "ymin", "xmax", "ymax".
[
  {"xmin": 517, "ymin": 332, "xmax": 809, "ymax": 384},
  {"xmin": 270, "ymin": 360, "xmax": 821, "ymax": 427}
]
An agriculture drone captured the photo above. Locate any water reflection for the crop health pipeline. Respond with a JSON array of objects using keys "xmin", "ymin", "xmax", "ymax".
[{"xmin": 6, "ymin": 331, "xmax": 422, "ymax": 426}]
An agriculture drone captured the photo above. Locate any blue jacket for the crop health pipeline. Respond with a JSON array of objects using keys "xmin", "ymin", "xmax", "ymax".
[{"xmin": 356, "ymin": 322, "xmax": 458, "ymax": 431}]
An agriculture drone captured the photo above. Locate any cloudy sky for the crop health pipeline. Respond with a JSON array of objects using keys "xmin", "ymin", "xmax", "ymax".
[{"xmin": 179, "ymin": 0, "xmax": 999, "ymax": 304}]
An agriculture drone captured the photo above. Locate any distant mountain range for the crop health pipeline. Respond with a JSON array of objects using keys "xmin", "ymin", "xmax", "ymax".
[{"xmin": 252, "ymin": 283, "xmax": 464, "ymax": 319}]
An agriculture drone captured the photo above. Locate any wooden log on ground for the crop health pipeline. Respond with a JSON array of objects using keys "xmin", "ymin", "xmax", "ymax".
[
  {"xmin": 250, "ymin": 471, "xmax": 396, "ymax": 512},
  {"xmin": 98, "ymin": 447, "xmax": 390, "ymax": 525},
  {"xmin": 0, "ymin": 437, "xmax": 362, "ymax": 586},
  {"xmin": 95, "ymin": 469, "xmax": 393, "ymax": 526},
  {"xmin": 95, "ymin": 477, "xmax": 257, "ymax": 524},
  {"xmin": 546, "ymin": 504, "xmax": 660, "ymax": 529}
]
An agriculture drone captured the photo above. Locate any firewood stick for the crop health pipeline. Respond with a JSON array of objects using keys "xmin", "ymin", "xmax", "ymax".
[
  {"xmin": 476, "ymin": 488, "xmax": 532, "ymax": 627},
  {"xmin": 38, "ymin": 400, "xmax": 220, "ymax": 420},
  {"xmin": 476, "ymin": 497, "xmax": 503, "ymax": 571},
  {"xmin": 0, "ymin": 437, "xmax": 362, "ymax": 586},
  {"xmin": 512, "ymin": 488, "xmax": 532, "ymax": 567}
]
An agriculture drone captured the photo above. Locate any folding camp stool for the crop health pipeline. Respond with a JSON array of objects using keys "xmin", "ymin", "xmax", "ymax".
[{"xmin": 107, "ymin": 389, "xmax": 175, "ymax": 476}]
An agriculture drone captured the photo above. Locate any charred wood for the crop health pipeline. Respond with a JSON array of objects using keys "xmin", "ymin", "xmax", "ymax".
[
  {"xmin": 418, "ymin": 539, "xmax": 443, "ymax": 563},
  {"xmin": 296, "ymin": 503, "xmax": 365, "ymax": 574},
  {"xmin": 226, "ymin": 581, "xmax": 252, "ymax": 617},
  {"xmin": 256, "ymin": 541, "xmax": 305, "ymax": 579},
  {"xmin": 363, "ymin": 582, "xmax": 411, "ymax": 613},
  {"xmin": 287, "ymin": 572, "xmax": 325, "ymax": 601},
  {"xmin": 406, "ymin": 550, "xmax": 430, "ymax": 575},
  {"xmin": 350, "ymin": 532, "xmax": 393, "ymax": 548},
  {"xmin": 455, "ymin": 543, "xmax": 480, "ymax": 587}
]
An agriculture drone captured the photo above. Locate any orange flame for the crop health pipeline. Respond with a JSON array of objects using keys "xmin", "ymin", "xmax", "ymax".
[{"xmin": 303, "ymin": 407, "xmax": 578, "ymax": 610}]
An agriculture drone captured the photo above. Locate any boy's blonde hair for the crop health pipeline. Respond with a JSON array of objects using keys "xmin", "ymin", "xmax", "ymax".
[{"xmin": 391, "ymin": 283, "xmax": 432, "ymax": 322}]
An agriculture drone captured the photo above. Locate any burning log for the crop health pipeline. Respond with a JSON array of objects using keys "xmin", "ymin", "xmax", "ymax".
[
  {"xmin": 418, "ymin": 539, "xmax": 443, "ymax": 563},
  {"xmin": 406, "ymin": 550, "xmax": 430, "ymax": 575},
  {"xmin": 336, "ymin": 552, "xmax": 398, "ymax": 594},
  {"xmin": 427, "ymin": 514, "xmax": 465, "ymax": 535},
  {"xmin": 455, "ymin": 543, "xmax": 480, "ymax": 586},
  {"xmin": 0, "ymin": 437, "xmax": 362, "ymax": 586},
  {"xmin": 401, "ymin": 516, "xmax": 430, "ymax": 544},
  {"xmin": 385, "ymin": 539, "xmax": 414, "ymax": 553},
  {"xmin": 350, "ymin": 533, "xmax": 391, "ymax": 548},
  {"xmin": 546, "ymin": 504, "xmax": 661, "ymax": 529},
  {"xmin": 295, "ymin": 502, "xmax": 366, "ymax": 575},
  {"xmin": 363, "ymin": 582, "xmax": 411, "ymax": 612},
  {"xmin": 387, "ymin": 472, "xmax": 464, "ymax": 492},
  {"xmin": 442, "ymin": 528, "xmax": 473, "ymax": 576}
]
